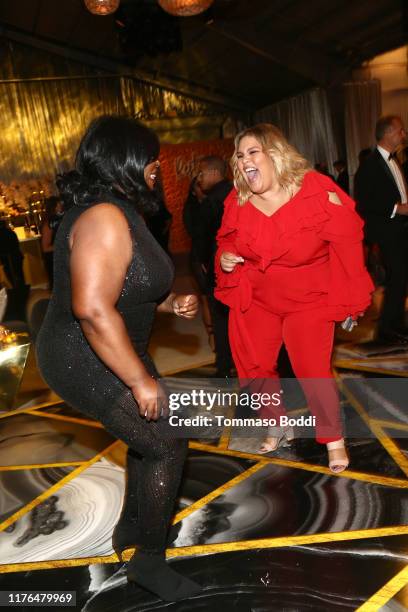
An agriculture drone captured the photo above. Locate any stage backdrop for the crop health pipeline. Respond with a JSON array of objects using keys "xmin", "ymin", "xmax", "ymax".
[{"xmin": 160, "ymin": 139, "xmax": 233, "ymax": 253}]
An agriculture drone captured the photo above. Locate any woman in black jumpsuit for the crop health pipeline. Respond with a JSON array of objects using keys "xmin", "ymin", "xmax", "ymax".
[{"xmin": 36, "ymin": 116, "xmax": 201, "ymax": 602}]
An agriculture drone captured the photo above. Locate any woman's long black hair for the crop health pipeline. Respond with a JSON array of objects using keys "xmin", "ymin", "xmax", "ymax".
[{"xmin": 57, "ymin": 115, "xmax": 160, "ymax": 214}]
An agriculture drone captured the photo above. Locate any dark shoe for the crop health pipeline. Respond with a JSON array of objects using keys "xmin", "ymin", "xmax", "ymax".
[
  {"xmin": 112, "ymin": 521, "xmax": 181, "ymax": 561},
  {"xmin": 127, "ymin": 551, "xmax": 203, "ymax": 602},
  {"xmin": 377, "ymin": 329, "xmax": 408, "ymax": 345}
]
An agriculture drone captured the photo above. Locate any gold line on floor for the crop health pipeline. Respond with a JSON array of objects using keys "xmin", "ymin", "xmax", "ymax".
[
  {"xmin": 371, "ymin": 422, "xmax": 408, "ymax": 478},
  {"xmin": 23, "ymin": 409, "xmax": 104, "ymax": 429},
  {"xmin": 356, "ymin": 564, "xmax": 408, "ymax": 611},
  {"xmin": 217, "ymin": 405, "xmax": 235, "ymax": 450},
  {"xmin": 0, "ymin": 400, "xmax": 63, "ymax": 420},
  {"xmin": 173, "ymin": 462, "xmax": 268, "ymax": 523},
  {"xmin": 374, "ymin": 419, "xmax": 408, "ymax": 433},
  {"xmin": 0, "ymin": 462, "xmax": 86, "ymax": 472},
  {"xmin": 335, "ymin": 372, "xmax": 408, "ymax": 477},
  {"xmin": 0, "ymin": 441, "xmax": 120, "ymax": 533},
  {"xmin": 334, "ymin": 361, "xmax": 408, "ymax": 377},
  {"xmin": 189, "ymin": 441, "xmax": 408, "ymax": 488},
  {"xmin": 166, "ymin": 525, "xmax": 408, "ymax": 558},
  {"xmin": 2, "ymin": 526, "xmax": 408, "ymax": 574}
]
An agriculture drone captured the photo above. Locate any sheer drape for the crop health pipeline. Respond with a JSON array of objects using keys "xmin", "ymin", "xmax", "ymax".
[
  {"xmin": 255, "ymin": 88, "xmax": 339, "ymax": 171},
  {"xmin": 344, "ymin": 80, "xmax": 382, "ymax": 183},
  {"xmin": 383, "ymin": 90, "xmax": 408, "ymax": 132}
]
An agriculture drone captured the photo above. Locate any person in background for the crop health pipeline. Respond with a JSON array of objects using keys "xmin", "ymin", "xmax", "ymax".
[
  {"xmin": 183, "ymin": 176, "xmax": 214, "ymax": 349},
  {"xmin": 0, "ymin": 220, "xmax": 25, "ymax": 289},
  {"xmin": 196, "ymin": 156, "xmax": 234, "ymax": 377},
  {"xmin": 0, "ymin": 282, "xmax": 8, "ymax": 339},
  {"xmin": 356, "ymin": 147, "xmax": 377, "ymax": 278},
  {"xmin": 215, "ymin": 123, "xmax": 374, "ymax": 471},
  {"xmin": 40, "ymin": 196, "xmax": 64, "ymax": 289},
  {"xmin": 314, "ymin": 162, "xmax": 335, "ymax": 181},
  {"xmin": 145, "ymin": 172, "xmax": 172, "ymax": 253},
  {"xmin": 0, "ymin": 220, "xmax": 28, "ymax": 320},
  {"xmin": 354, "ymin": 115, "xmax": 408, "ymax": 344},
  {"xmin": 357, "ymin": 148, "xmax": 372, "ymax": 169},
  {"xmin": 333, "ymin": 159, "xmax": 349, "ymax": 194}
]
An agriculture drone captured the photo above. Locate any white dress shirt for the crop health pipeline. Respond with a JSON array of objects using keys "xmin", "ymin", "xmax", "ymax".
[{"xmin": 377, "ymin": 145, "xmax": 407, "ymax": 218}]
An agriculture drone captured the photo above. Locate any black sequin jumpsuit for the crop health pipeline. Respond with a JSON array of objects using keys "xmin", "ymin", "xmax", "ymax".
[{"xmin": 36, "ymin": 196, "xmax": 188, "ymax": 554}]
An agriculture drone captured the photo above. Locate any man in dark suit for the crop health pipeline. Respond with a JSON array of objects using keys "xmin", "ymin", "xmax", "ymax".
[
  {"xmin": 354, "ymin": 115, "xmax": 408, "ymax": 343},
  {"xmin": 196, "ymin": 155, "xmax": 234, "ymax": 376}
]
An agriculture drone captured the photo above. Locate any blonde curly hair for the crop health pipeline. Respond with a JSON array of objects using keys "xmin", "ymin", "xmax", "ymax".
[{"xmin": 231, "ymin": 123, "xmax": 311, "ymax": 205}]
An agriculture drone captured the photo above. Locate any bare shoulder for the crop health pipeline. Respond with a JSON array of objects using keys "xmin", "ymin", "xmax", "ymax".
[
  {"xmin": 70, "ymin": 203, "xmax": 131, "ymax": 249},
  {"xmin": 72, "ymin": 203, "xmax": 129, "ymax": 235},
  {"xmin": 327, "ymin": 191, "xmax": 343, "ymax": 205},
  {"xmin": 75, "ymin": 203, "xmax": 129, "ymax": 226}
]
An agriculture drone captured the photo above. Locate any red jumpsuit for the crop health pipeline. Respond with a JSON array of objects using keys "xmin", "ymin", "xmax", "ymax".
[{"xmin": 214, "ymin": 171, "xmax": 374, "ymax": 443}]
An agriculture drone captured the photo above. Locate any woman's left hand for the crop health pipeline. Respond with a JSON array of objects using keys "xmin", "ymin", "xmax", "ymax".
[{"xmin": 172, "ymin": 294, "xmax": 199, "ymax": 318}]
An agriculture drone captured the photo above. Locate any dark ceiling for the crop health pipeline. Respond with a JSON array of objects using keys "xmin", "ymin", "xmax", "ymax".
[{"xmin": 0, "ymin": 0, "xmax": 406, "ymax": 111}]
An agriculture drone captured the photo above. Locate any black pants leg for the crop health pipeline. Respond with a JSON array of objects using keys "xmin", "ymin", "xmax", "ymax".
[
  {"xmin": 208, "ymin": 293, "xmax": 233, "ymax": 375},
  {"xmin": 78, "ymin": 387, "xmax": 188, "ymax": 554},
  {"xmin": 378, "ymin": 235, "xmax": 408, "ymax": 332}
]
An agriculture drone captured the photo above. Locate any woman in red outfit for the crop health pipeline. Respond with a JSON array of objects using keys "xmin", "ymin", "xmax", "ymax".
[{"xmin": 214, "ymin": 124, "xmax": 374, "ymax": 472}]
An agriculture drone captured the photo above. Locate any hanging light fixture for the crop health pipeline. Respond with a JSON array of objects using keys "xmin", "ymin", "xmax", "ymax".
[
  {"xmin": 84, "ymin": 0, "xmax": 120, "ymax": 16},
  {"xmin": 157, "ymin": 0, "xmax": 214, "ymax": 17}
]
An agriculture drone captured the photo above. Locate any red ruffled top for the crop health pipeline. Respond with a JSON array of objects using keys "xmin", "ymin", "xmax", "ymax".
[{"xmin": 214, "ymin": 171, "xmax": 374, "ymax": 321}]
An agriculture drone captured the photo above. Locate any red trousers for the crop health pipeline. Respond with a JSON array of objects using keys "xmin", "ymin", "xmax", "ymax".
[{"xmin": 229, "ymin": 302, "xmax": 342, "ymax": 444}]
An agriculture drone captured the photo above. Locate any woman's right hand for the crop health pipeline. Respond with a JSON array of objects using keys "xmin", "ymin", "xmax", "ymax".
[
  {"xmin": 131, "ymin": 376, "xmax": 168, "ymax": 421},
  {"xmin": 220, "ymin": 251, "xmax": 244, "ymax": 273}
]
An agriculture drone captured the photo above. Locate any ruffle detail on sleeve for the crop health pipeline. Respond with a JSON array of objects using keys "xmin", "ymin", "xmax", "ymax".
[
  {"xmin": 214, "ymin": 266, "xmax": 253, "ymax": 311},
  {"xmin": 214, "ymin": 189, "xmax": 251, "ymax": 310},
  {"xmin": 235, "ymin": 175, "xmax": 332, "ymax": 271},
  {"xmin": 291, "ymin": 173, "xmax": 374, "ymax": 320},
  {"xmin": 303, "ymin": 171, "xmax": 364, "ymax": 242},
  {"xmin": 304, "ymin": 174, "xmax": 375, "ymax": 320},
  {"xmin": 214, "ymin": 188, "xmax": 240, "ymax": 247},
  {"xmin": 317, "ymin": 201, "xmax": 364, "ymax": 243},
  {"xmin": 326, "ymin": 272, "xmax": 375, "ymax": 321},
  {"xmin": 215, "ymin": 173, "xmax": 375, "ymax": 319}
]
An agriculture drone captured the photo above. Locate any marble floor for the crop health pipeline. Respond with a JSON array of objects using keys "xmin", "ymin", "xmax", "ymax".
[{"xmin": 0, "ymin": 268, "xmax": 408, "ymax": 611}]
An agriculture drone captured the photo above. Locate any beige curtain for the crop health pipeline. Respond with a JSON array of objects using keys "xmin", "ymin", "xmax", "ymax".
[
  {"xmin": 255, "ymin": 88, "xmax": 339, "ymax": 172},
  {"xmin": 344, "ymin": 80, "xmax": 382, "ymax": 183}
]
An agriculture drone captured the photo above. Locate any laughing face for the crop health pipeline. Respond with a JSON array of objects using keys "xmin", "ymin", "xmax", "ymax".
[
  {"xmin": 144, "ymin": 159, "xmax": 160, "ymax": 190},
  {"xmin": 236, "ymin": 135, "xmax": 277, "ymax": 195}
]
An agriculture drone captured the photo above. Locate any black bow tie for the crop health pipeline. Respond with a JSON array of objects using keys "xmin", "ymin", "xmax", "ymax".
[{"xmin": 388, "ymin": 152, "xmax": 397, "ymax": 161}]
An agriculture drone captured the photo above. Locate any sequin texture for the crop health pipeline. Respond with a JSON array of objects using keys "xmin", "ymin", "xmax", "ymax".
[{"xmin": 36, "ymin": 194, "xmax": 188, "ymax": 553}]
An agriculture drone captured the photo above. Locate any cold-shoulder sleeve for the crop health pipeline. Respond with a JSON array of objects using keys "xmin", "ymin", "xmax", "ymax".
[
  {"xmin": 214, "ymin": 189, "xmax": 243, "ymax": 308},
  {"xmin": 316, "ymin": 178, "xmax": 375, "ymax": 320}
]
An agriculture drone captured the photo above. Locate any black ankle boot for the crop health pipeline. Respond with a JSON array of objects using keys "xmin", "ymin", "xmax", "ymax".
[
  {"xmin": 112, "ymin": 520, "xmax": 181, "ymax": 561},
  {"xmin": 126, "ymin": 551, "xmax": 203, "ymax": 602}
]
